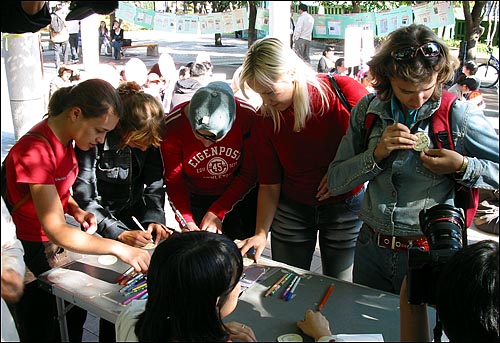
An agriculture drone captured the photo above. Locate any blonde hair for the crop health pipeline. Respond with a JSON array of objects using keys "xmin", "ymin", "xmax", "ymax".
[{"xmin": 239, "ymin": 37, "xmax": 332, "ymax": 132}]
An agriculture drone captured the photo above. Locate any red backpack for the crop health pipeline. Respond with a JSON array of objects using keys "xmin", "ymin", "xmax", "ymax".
[{"xmin": 363, "ymin": 90, "xmax": 479, "ymax": 228}]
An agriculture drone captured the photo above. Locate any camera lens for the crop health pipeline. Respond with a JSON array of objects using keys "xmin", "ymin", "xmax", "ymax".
[{"xmin": 420, "ymin": 204, "xmax": 465, "ymax": 250}]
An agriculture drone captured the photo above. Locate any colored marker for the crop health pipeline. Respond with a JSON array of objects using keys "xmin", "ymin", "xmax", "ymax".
[
  {"xmin": 281, "ymin": 274, "xmax": 299, "ymax": 299},
  {"xmin": 115, "ymin": 266, "xmax": 134, "ymax": 283},
  {"xmin": 285, "ymin": 276, "xmax": 301, "ymax": 301},
  {"xmin": 122, "ymin": 288, "xmax": 148, "ymax": 305},
  {"xmin": 265, "ymin": 273, "xmax": 288, "ymax": 297},
  {"xmin": 317, "ymin": 283, "xmax": 334, "ymax": 311},
  {"xmin": 268, "ymin": 272, "xmax": 293, "ymax": 297}
]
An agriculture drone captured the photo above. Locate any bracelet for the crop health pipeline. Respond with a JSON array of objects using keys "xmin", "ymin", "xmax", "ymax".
[{"xmin": 457, "ymin": 156, "xmax": 469, "ymax": 175}]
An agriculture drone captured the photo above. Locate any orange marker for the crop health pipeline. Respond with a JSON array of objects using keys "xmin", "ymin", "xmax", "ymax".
[{"xmin": 317, "ymin": 283, "xmax": 334, "ymax": 311}]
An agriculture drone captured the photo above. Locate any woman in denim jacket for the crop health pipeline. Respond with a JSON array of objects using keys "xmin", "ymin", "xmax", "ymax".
[{"xmin": 327, "ymin": 24, "xmax": 499, "ymax": 295}]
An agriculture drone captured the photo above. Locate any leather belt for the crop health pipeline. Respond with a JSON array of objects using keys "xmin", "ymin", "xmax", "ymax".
[{"xmin": 366, "ymin": 225, "xmax": 429, "ymax": 252}]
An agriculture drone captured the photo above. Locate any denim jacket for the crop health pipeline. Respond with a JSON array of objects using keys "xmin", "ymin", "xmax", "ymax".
[
  {"xmin": 328, "ymin": 92, "xmax": 499, "ymax": 236},
  {"xmin": 73, "ymin": 130, "xmax": 166, "ymax": 240}
]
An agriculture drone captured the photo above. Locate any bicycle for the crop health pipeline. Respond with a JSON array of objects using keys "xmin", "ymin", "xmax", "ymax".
[{"xmin": 476, "ymin": 45, "xmax": 499, "ymax": 89}]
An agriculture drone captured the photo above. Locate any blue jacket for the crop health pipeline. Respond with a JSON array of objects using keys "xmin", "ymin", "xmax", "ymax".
[
  {"xmin": 73, "ymin": 130, "xmax": 166, "ymax": 240},
  {"xmin": 328, "ymin": 92, "xmax": 499, "ymax": 236}
]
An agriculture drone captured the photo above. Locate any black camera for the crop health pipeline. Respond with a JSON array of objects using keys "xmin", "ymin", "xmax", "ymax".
[{"xmin": 407, "ymin": 204, "xmax": 466, "ymax": 305}]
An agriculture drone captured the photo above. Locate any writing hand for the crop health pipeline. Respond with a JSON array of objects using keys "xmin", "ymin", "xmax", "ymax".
[{"xmin": 118, "ymin": 229, "xmax": 153, "ymax": 248}]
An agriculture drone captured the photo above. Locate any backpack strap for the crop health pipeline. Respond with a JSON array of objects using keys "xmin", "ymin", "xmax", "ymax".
[
  {"xmin": 359, "ymin": 94, "xmax": 378, "ymax": 149},
  {"xmin": 328, "ymin": 74, "xmax": 352, "ymax": 113},
  {"xmin": 430, "ymin": 90, "xmax": 456, "ymax": 150},
  {"xmin": 4, "ymin": 132, "xmax": 51, "ymax": 213},
  {"xmin": 430, "ymin": 90, "xmax": 478, "ymax": 231}
]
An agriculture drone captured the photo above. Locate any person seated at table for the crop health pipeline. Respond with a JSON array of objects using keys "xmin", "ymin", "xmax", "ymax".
[
  {"xmin": 3, "ymin": 79, "xmax": 151, "ymax": 342},
  {"xmin": 115, "ymin": 231, "xmax": 257, "ymax": 342},
  {"xmin": 400, "ymin": 240, "xmax": 499, "ymax": 342},
  {"xmin": 161, "ymin": 81, "xmax": 258, "ymax": 240}
]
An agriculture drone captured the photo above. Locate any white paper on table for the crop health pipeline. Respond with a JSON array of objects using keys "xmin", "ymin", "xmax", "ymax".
[{"xmin": 333, "ymin": 333, "xmax": 384, "ymax": 342}]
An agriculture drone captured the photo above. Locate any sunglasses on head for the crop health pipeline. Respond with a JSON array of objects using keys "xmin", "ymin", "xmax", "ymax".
[
  {"xmin": 196, "ymin": 130, "xmax": 217, "ymax": 142},
  {"xmin": 391, "ymin": 42, "xmax": 441, "ymax": 61}
]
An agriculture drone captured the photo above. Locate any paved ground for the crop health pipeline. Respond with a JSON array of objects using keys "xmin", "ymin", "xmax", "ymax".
[{"xmin": 1, "ymin": 31, "xmax": 498, "ymax": 342}]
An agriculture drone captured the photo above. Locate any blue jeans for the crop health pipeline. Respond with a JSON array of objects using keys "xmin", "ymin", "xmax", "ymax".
[
  {"xmin": 270, "ymin": 187, "xmax": 364, "ymax": 281},
  {"xmin": 353, "ymin": 225, "xmax": 408, "ymax": 295},
  {"xmin": 111, "ymin": 40, "xmax": 123, "ymax": 59}
]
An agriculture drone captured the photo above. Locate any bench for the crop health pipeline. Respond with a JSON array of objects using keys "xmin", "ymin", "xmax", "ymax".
[{"xmin": 121, "ymin": 43, "xmax": 159, "ymax": 57}]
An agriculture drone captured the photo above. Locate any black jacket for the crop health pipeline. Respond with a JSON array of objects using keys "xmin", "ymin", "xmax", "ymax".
[{"xmin": 73, "ymin": 130, "xmax": 166, "ymax": 240}]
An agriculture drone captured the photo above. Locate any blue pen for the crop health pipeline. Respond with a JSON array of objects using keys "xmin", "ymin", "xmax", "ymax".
[
  {"xmin": 281, "ymin": 274, "xmax": 298, "ymax": 299},
  {"xmin": 285, "ymin": 276, "xmax": 301, "ymax": 301}
]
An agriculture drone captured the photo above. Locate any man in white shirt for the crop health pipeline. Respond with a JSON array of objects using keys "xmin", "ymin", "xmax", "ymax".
[{"xmin": 293, "ymin": 3, "xmax": 314, "ymax": 64}]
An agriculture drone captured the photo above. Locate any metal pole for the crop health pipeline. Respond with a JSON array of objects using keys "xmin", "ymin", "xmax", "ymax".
[
  {"xmin": 2, "ymin": 32, "xmax": 45, "ymax": 140},
  {"xmin": 268, "ymin": 1, "xmax": 292, "ymax": 46}
]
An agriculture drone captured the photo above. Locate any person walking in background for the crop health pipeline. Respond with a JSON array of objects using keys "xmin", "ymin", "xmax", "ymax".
[
  {"xmin": 327, "ymin": 24, "xmax": 499, "ymax": 295},
  {"xmin": 236, "ymin": 37, "xmax": 368, "ymax": 281},
  {"xmin": 293, "ymin": 3, "xmax": 314, "ymax": 64},
  {"xmin": 98, "ymin": 20, "xmax": 111, "ymax": 56},
  {"xmin": 317, "ymin": 45, "xmax": 335, "ymax": 73},
  {"xmin": 66, "ymin": 19, "xmax": 80, "ymax": 62},
  {"xmin": 4, "ymin": 79, "xmax": 151, "ymax": 342},
  {"xmin": 161, "ymin": 81, "xmax": 258, "ymax": 241},
  {"xmin": 49, "ymin": 3, "xmax": 69, "ymax": 70},
  {"xmin": 111, "ymin": 20, "xmax": 124, "ymax": 60}
]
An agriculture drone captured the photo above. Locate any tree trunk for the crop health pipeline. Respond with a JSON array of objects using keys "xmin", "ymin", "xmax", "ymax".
[
  {"xmin": 248, "ymin": 2, "xmax": 258, "ymax": 48},
  {"xmin": 463, "ymin": 1, "xmax": 487, "ymax": 61},
  {"xmin": 215, "ymin": 33, "xmax": 222, "ymax": 46}
]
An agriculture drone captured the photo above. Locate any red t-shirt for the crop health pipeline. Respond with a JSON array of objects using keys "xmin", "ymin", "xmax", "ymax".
[
  {"xmin": 161, "ymin": 99, "xmax": 257, "ymax": 223},
  {"xmin": 5, "ymin": 119, "xmax": 78, "ymax": 242},
  {"xmin": 254, "ymin": 74, "xmax": 368, "ymax": 205}
]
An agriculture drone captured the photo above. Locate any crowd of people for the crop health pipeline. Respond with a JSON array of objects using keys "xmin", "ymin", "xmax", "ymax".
[{"xmin": 1, "ymin": 2, "xmax": 499, "ymax": 342}]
